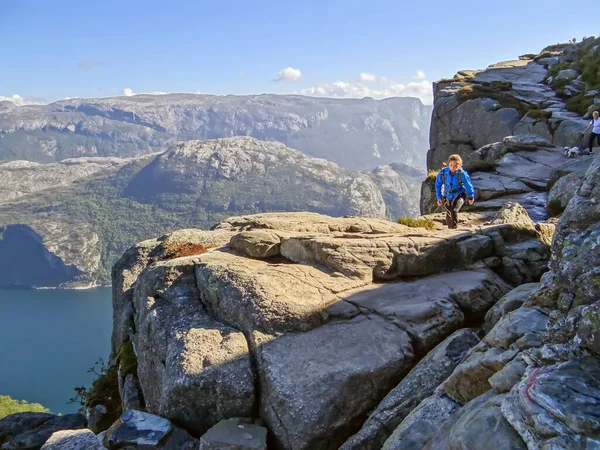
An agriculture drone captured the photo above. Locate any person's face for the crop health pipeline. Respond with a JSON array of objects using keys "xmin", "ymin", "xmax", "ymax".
[
  {"xmin": 448, "ymin": 160, "xmax": 459, "ymax": 172},
  {"xmin": 594, "ymin": 112, "xmax": 599, "ymax": 120}
]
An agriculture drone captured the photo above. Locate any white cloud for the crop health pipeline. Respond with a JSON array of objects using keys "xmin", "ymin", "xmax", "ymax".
[
  {"xmin": 359, "ymin": 73, "xmax": 376, "ymax": 83},
  {"xmin": 122, "ymin": 88, "xmax": 169, "ymax": 97},
  {"xmin": 297, "ymin": 71, "xmax": 433, "ymax": 105},
  {"xmin": 0, "ymin": 94, "xmax": 47, "ymax": 106},
  {"xmin": 275, "ymin": 67, "xmax": 302, "ymax": 82}
]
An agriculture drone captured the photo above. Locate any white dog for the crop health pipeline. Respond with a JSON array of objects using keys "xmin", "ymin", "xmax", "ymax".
[{"xmin": 564, "ymin": 146, "xmax": 580, "ymax": 157}]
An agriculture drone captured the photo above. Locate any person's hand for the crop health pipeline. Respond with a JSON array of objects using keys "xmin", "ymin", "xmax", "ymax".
[
  {"xmin": 468, "ymin": 198, "xmax": 474, "ymax": 205},
  {"xmin": 437, "ymin": 199, "xmax": 443, "ymax": 207}
]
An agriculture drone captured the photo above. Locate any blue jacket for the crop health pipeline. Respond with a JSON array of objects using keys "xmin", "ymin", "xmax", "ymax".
[{"xmin": 435, "ymin": 167, "xmax": 475, "ymax": 201}]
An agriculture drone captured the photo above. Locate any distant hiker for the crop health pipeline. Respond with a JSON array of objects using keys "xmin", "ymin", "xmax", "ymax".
[
  {"xmin": 435, "ymin": 154, "xmax": 475, "ymax": 229},
  {"xmin": 583, "ymin": 110, "xmax": 600, "ymax": 155}
]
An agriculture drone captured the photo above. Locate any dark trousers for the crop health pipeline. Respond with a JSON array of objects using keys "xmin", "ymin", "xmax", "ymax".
[
  {"xmin": 589, "ymin": 132, "xmax": 600, "ymax": 153},
  {"xmin": 444, "ymin": 193, "xmax": 466, "ymax": 229}
]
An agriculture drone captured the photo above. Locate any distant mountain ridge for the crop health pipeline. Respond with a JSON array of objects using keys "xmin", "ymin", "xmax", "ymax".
[{"xmin": 0, "ymin": 94, "xmax": 430, "ymax": 171}]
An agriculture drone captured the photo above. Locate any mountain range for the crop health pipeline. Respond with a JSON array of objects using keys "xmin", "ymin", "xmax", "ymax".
[{"xmin": 0, "ymin": 94, "xmax": 431, "ymax": 171}]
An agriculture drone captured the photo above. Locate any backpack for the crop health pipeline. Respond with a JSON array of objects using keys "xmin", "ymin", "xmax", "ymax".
[{"xmin": 441, "ymin": 166, "xmax": 464, "ymax": 197}]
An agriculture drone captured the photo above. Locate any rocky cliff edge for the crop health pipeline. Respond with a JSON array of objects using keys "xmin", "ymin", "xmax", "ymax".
[{"xmin": 100, "ymin": 205, "xmax": 563, "ymax": 449}]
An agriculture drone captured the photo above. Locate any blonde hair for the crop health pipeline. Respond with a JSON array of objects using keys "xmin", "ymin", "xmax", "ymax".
[{"xmin": 446, "ymin": 154, "xmax": 463, "ymax": 166}]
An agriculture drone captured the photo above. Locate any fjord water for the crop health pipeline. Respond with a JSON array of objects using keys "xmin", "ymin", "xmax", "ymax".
[{"xmin": 0, "ymin": 288, "xmax": 112, "ymax": 414}]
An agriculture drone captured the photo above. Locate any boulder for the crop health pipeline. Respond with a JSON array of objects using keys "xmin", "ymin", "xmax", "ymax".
[
  {"xmin": 536, "ymin": 56, "xmax": 560, "ymax": 67},
  {"xmin": 547, "ymin": 172, "xmax": 584, "ymax": 216},
  {"xmin": 464, "ymin": 135, "xmax": 551, "ymax": 172},
  {"xmin": 438, "ymin": 307, "xmax": 549, "ymax": 404},
  {"xmin": 0, "ymin": 413, "xmax": 86, "ymax": 450},
  {"xmin": 438, "ymin": 345, "xmax": 519, "ymax": 404},
  {"xmin": 199, "ymin": 418, "xmax": 267, "ymax": 450},
  {"xmin": 488, "ymin": 354, "xmax": 528, "ymax": 393},
  {"xmin": 230, "ymin": 230, "xmax": 283, "ymax": 258},
  {"xmin": 489, "ymin": 202, "xmax": 534, "ymax": 226},
  {"xmin": 381, "ymin": 395, "xmax": 460, "ymax": 450},
  {"xmin": 88, "ymin": 404, "xmax": 114, "ymax": 435},
  {"xmin": 423, "ymin": 391, "xmax": 527, "ymax": 450},
  {"xmin": 471, "ymin": 173, "xmax": 531, "ymax": 202},
  {"xmin": 41, "ymin": 429, "xmax": 104, "ymax": 450},
  {"xmin": 482, "ymin": 307, "xmax": 549, "ymax": 350},
  {"xmin": 249, "ymin": 269, "xmax": 508, "ymax": 450},
  {"xmin": 338, "ymin": 270, "xmax": 509, "ymax": 351},
  {"xmin": 555, "ymin": 68, "xmax": 579, "ymax": 82},
  {"xmin": 547, "ymin": 155, "xmax": 593, "ymax": 187},
  {"xmin": 340, "ymin": 329, "xmax": 480, "ymax": 450},
  {"xmin": 583, "ymin": 98, "xmax": 600, "ymax": 119},
  {"xmin": 493, "ymin": 147, "xmax": 563, "ymax": 190},
  {"xmin": 502, "ymin": 359, "xmax": 600, "ymax": 449},
  {"xmin": 0, "ymin": 413, "xmax": 55, "ymax": 445},
  {"xmin": 480, "ymin": 224, "xmax": 552, "ymax": 285},
  {"xmin": 552, "ymin": 119, "xmax": 587, "ymax": 148},
  {"xmin": 547, "ymin": 155, "xmax": 600, "ymax": 307},
  {"xmin": 484, "ymin": 283, "xmax": 539, "ymax": 332},
  {"xmin": 105, "ymin": 410, "xmax": 197, "ymax": 449}
]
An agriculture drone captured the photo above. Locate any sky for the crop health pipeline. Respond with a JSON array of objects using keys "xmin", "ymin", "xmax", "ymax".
[{"xmin": 1, "ymin": 0, "xmax": 596, "ymax": 106}]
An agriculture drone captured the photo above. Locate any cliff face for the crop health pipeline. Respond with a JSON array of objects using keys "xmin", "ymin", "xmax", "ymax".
[
  {"xmin": 427, "ymin": 54, "xmax": 585, "ymax": 172},
  {"xmin": 109, "ymin": 211, "xmax": 553, "ymax": 449},
  {"xmin": 0, "ymin": 137, "xmax": 422, "ymax": 288},
  {"xmin": 0, "ymin": 94, "xmax": 431, "ymax": 171},
  {"xmin": 103, "ymin": 161, "xmax": 599, "ymax": 450},
  {"xmin": 422, "ymin": 42, "xmax": 598, "ymax": 220}
]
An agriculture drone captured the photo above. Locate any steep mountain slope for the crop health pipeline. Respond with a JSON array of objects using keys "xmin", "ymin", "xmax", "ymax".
[
  {"xmin": 0, "ymin": 94, "xmax": 431, "ymax": 171},
  {"xmin": 0, "ymin": 137, "xmax": 422, "ymax": 288}
]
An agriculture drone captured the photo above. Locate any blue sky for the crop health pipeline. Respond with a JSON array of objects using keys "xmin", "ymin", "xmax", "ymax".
[{"xmin": 1, "ymin": 0, "xmax": 596, "ymax": 105}]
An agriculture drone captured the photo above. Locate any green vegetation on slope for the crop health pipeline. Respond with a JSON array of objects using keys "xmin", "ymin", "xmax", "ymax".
[{"xmin": 0, "ymin": 395, "xmax": 50, "ymax": 418}]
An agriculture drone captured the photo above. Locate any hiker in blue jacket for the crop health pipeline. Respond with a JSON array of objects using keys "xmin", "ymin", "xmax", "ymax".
[{"xmin": 435, "ymin": 154, "xmax": 475, "ymax": 229}]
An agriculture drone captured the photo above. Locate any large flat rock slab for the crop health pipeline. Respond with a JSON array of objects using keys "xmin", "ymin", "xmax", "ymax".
[
  {"xmin": 195, "ymin": 250, "xmax": 365, "ymax": 334},
  {"xmin": 338, "ymin": 269, "xmax": 510, "ymax": 351},
  {"xmin": 214, "ymin": 212, "xmax": 412, "ymax": 234},
  {"xmin": 254, "ymin": 315, "xmax": 414, "ymax": 450}
]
